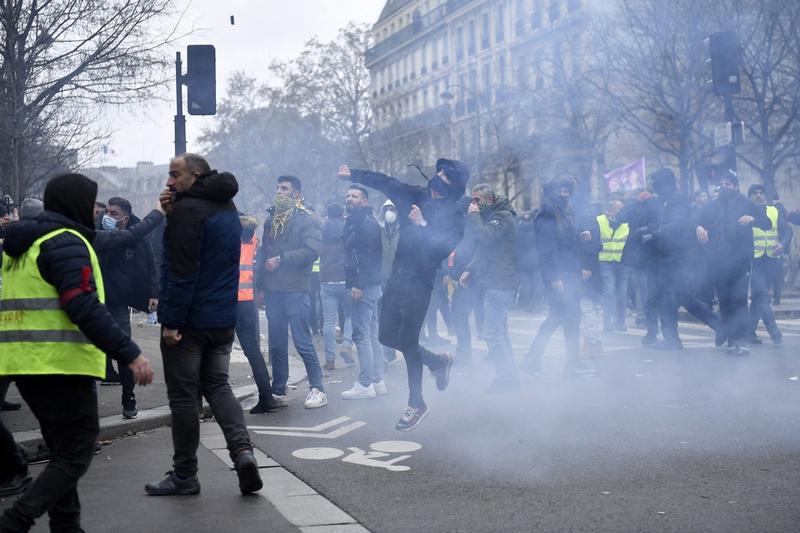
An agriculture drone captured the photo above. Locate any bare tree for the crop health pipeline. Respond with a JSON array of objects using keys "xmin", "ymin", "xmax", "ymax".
[
  {"xmin": 595, "ymin": 0, "xmax": 719, "ymax": 191},
  {"xmin": 269, "ymin": 22, "xmax": 373, "ymax": 167},
  {"xmin": 722, "ymin": 0, "xmax": 800, "ymax": 196},
  {"xmin": 0, "ymin": 0, "xmax": 177, "ymax": 200}
]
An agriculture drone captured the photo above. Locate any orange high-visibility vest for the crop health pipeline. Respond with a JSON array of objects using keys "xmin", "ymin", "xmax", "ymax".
[{"xmin": 238, "ymin": 234, "xmax": 258, "ymax": 301}]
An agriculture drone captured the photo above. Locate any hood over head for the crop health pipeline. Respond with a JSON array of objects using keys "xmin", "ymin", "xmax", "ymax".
[
  {"xmin": 44, "ymin": 173, "xmax": 97, "ymax": 230},
  {"xmin": 432, "ymin": 158, "xmax": 469, "ymax": 199},
  {"xmin": 183, "ymin": 170, "xmax": 238, "ymax": 203},
  {"xmin": 19, "ymin": 198, "xmax": 44, "ymax": 219},
  {"xmin": 650, "ymin": 168, "xmax": 678, "ymax": 196}
]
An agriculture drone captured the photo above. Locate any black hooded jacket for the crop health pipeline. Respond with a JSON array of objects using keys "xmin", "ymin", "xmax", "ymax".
[
  {"xmin": 696, "ymin": 190, "xmax": 771, "ymax": 267},
  {"xmin": 159, "ymin": 170, "xmax": 241, "ymax": 330},
  {"xmin": 465, "ymin": 197, "xmax": 518, "ymax": 290},
  {"xmin": 534, "ymin": 195, "xmax": 596, "ymax": 286},
  {"xmin": 1, "ymin": 178, "xmax": 141, "ymax": 366},
  {"xmin": 343, "ymin": 204, "xmax": 382, "ymax": 289},
  {"xmin": 348, "ymin": 161, "xmax": 467, "ymax": 285}
]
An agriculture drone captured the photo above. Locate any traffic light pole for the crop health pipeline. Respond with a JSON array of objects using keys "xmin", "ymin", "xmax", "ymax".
[
  {"xmin": 723, "ymin": 94, "xmax": 737, "ymax": 175},
  {"xmin": 174, "ymin": 51, "xmax": 186, "ymax": 156}
]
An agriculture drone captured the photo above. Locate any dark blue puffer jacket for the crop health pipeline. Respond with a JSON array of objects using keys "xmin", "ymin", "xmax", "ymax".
[{"xmin": 158, "ymin": 171, "xmax": 242, "ymax": 330}]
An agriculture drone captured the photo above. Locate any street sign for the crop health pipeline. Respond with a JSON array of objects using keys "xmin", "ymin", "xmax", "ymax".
[
  {"xmin": 248, "ymin": 416, "xmax": 366, "ymax": 439},
  {"xmin": 714, "ymin": 122, "xmax": 732, "ymax": 148}
]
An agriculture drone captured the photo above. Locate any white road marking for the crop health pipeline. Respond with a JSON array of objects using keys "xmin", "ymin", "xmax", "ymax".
[{"xmin": 292, "ymin": 447, "xmax": 345, "ymax": 460}]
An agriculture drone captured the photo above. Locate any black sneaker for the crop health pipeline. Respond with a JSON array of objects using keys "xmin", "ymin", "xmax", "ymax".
[
  {"xmin": 652, "ymin": 339, "xmax": 683, "ymax": 351},
  {"xmin": 339, "ymin": 350, "xmax": 356, "ymax": 367},
  {"xmin": 745, "ymin": 335, "xmax": 763, "ymax": 345},
  {"xmin": 726, "ymin": 342, "xmax": 750, "ymax": 357},
  {"xmin": 145, "ymin": 471, "xmax": 201, "ymax": 496},
  {"xmin": 431, "ymin": 353, "xmax": 454, "ymax": 391},
  {"xmin": 714, "ymin": 328, "xmax": 727, "ymax": 347},
  {"xmin": 0, "ymin": 472, "xmax": 32, "ymax": 497},
  {"xmin": 249, "ymin": 396, "xmax": 276, "ymax": 414},
  {"xmin": 771, "ymin": 332, "xmax": 783, "ymax": 345},
  {"xmin": 122, "ymin": 400, "xmax": 138, "ymax": 420},
  {"xmin": 233, "ymin": 449, "xmax": 263, "ymax": 495},
  {"xmin": 0, "ymin": 400, "xmax": 21, "ymax": 411},
  {"xmin": 641, "ymin": 333, "xmax": 658, "ymax": 346},
  {"xmin": 395, "ymin": 405, "xmax": 430, "ymax": 431}
]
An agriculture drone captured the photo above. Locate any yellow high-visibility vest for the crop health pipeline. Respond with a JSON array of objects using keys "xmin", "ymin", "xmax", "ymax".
[
  {"xmin": 597, "ymin": 214, "xmax": 629, "ymax": 263},
  {"xmin": 312, "ymin": 257, "xmax": 320, "ymax": 273},
  {"xmin": 753, "ymin": 205, "xmax": 780, "ymax": 259},
  {"xmin": 0, "ymin": 228, "xmax": 106, "ymax": 378}
]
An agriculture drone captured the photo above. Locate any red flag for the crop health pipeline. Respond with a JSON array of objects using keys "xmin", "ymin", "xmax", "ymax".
[{"xmin": 604, "ymin": 158, "xmax": 645, "ymax": 193}]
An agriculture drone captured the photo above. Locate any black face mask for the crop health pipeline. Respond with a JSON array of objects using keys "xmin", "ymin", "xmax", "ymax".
[
  {"xmin": 554, "ymin": 196, "xmax": 569, "ymax": 209},
  {"xmin": 718, "ymin": 187, "xmax": 736, "ymax": 200},
  {"xmin": 428, "ymin": 175, "xmax": 455, "ymax": 198}
]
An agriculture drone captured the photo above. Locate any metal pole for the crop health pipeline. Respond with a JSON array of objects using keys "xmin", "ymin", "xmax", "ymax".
[
  {"xmin": 475, "ymin": 92, "xmax": 480, "ymax": 183},
  {"xmin": 723, "ymin": 95, "xmax": 737, "ymax": 175},
  {"xmin": 174, "ymin": 51, "xmax": 186, "ymax": 156}
]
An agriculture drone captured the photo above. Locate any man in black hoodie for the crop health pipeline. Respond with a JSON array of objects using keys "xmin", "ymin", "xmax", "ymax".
[
  {"xmin": 146, "ymin": 153, "xmax": 263, "ymax": 497},
  {"xmin": 0, "ymin": 173, "xmax": 153, "ymax": 533},
  {"xmin": 337, "ymin": 159, "xmax": 467, "ymax": 431},
  {"xmin": 696, "ymin": 174, "xmax": 771, "ymax": 355}
]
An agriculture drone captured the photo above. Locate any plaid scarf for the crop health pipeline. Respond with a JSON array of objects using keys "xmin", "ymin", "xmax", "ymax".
[{"xmin": 270, "ymin": 194, "xmax": 311, "ymax": 238}]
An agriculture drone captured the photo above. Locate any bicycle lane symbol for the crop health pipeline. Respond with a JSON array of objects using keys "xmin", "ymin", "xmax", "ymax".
[{"xmin": 291, "ymin": 441, "xmax": 422, "ymax": 472}]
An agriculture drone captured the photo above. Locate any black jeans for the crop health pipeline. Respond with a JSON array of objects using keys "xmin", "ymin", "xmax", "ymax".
[
  {"xmin": 713, "ymin": 262, "xmax": 751, "ymax": 344},
  {"xmin": 450, "ymin": 283, "xmax": 481, "ymax": 361},
  {"xmin": 0, "ymin": 376, "xmax": 98, "ymax": 533},
  {"xmin": 236, "ymin": 300, "xmax": 272, "ymax": 400},
  {"xmin": 0, "ymin": 414, "xmax": 27, "ymax": 482},
  {"xmin": 658, "ymin": 264, "xmax": 720, "ymax": 343},
  {"xmin": 106, "ymin": 306, "xmax": 135, "ymax": 408},
  {"xmin": 161, "ymin": 327, "xmax": 252, "ymax": 478},
  {"xmin": 749, "ymin": 257, "xmax": 780, "ymax": 338},
  {"xmin": 526, "ymin": 279, "xmax": 581, "ymax": 368},
  {"xmin": 380, "ymin": 274, "xmax": 443, "ymax": 409}
]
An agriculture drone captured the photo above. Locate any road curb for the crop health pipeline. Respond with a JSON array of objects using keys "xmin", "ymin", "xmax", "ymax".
[{"xmin": 13, "ymin": 356, "xmax": 310, "ymax": 453}]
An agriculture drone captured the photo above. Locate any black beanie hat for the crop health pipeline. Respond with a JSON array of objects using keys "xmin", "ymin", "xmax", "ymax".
[
  {"xmin": 747, "ymin": 184, "xmax": 765, "ymax": 197},
  {"xmin": 44, "ymin": 173, "xmax": 98, "ymax": 230},
  {"xmin": 435, "ymin": 158, "xmax": 469, "ymax": 192}
]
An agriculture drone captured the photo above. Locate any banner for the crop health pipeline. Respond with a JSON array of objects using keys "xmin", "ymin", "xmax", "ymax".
[{"xmin": 604, "ymin": 157, "xmax": 645, "ymax": 193}]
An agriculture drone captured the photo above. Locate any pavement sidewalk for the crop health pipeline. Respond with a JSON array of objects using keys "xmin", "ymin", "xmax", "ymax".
[{"xmin": 4, "ymin": 314, "xmax": 310, "ymax": 450}]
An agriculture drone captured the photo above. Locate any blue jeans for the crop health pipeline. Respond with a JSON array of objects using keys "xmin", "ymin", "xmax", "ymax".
[
  {"xmin": 599, "ymin": 262, "xmax": 629, "ymax": 328},
  {"xmin": 321, "ymin": 283, "xmax": 352, "ymax": 362},
  {"xmin": 265, "ymin": 291, "xmax": 324, "ymax": 395},
  {"xmin": 351, "ymin": 285, "xmax": 383, "ymax": 386},
  {"xmin": 483, "ymin": 288, "xmax": 519, "ymax": 383}
]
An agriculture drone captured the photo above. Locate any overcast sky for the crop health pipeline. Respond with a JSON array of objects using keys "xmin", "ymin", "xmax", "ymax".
[{"xmin": 99, "ymin": 0, "xmax": 384, "ymax": 168}]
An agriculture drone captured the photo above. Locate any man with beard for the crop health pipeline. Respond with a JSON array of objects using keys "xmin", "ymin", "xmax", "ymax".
[
  {"xmin": 696, "ymin": 174, "xmax": 771, "ymax": 355},
  {"xmin": 340, "ymin": 184, "xmax": 385, "ymax": 399},
  {"xmin": 337, "ymin": 160, "xmax": 467, "ymax": 431},
  {"xmin": 520, "ymin": 179, "xmax": 597, "ymax": 378},
  {"xmin": 459, "ymin": 184, "xmax": 520, "ymax": 391},
  {"xmin": 0, "ymin": 173, "xmax": 153, "ymax": 531}
]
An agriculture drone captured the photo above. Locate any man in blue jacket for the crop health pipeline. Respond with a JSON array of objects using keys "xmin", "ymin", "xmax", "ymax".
[{"xmin": 145, "ymin": 153, "xmax": 262, "ymax": 497}]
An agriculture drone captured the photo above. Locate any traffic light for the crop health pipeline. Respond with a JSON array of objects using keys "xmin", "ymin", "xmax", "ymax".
[
  {"xmin": 709, "ymin": 31, "xmax": 741, "ymax": 97},
  {"xmin": 186, "ymin": 45, "xmax": 216, "ymax": 115}
]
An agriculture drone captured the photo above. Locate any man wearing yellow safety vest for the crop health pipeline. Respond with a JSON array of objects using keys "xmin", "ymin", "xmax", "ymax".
[
  {"xmin": 0, "ymin": 173, "xmax": 154, "ymax": 532},
  {"xmin": 595, "ymin": 201, "xmax": 629, "ymax": 332},
  {"xmin": 747, "ymin": 184, "xmax": 791, "ymax": 345}
]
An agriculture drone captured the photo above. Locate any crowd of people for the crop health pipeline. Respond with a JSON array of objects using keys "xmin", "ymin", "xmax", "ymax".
[{"xmin": 1, "ymin": 152, "xmax": 799, "ymax": 531}]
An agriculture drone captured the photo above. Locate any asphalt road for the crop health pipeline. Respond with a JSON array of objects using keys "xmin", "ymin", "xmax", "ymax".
[{"xmin": 246, "ymin": 314, "xmax": 800, "ymax": 532}]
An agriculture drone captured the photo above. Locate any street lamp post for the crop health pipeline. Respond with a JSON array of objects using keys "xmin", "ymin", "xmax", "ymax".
[{"xmin": 441, "ymin": 84, "xmax": 480, "ymax": 182}]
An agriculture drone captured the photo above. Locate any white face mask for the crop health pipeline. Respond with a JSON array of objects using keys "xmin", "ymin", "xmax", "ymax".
[{"xmin": 384, "ymin": 210, "xmax": 397, "ymax": 224}]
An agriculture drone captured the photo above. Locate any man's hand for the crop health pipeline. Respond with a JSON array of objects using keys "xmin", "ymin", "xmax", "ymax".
[
  {"xmin": 638, "ymin": 191, "xmax": 652, "ymax": 202},
  {"xmin": 409, "ymin": 205, "xmax": 427, "ymax": 227},
  {"xmin": 738, "ymin": 215, "xmax": 754, "ymax": 226},
  {"xmin": 467, "ymin": 202, "xmax": 480, "ymax": 215},
  {"xmin": 774, "ymin": 243, "xmax": 784, "ymax": 255},
  {"xmin": 582, "ymin": 269, "xmax": 593, "ymax": 281},
  {"xmin": 159, "ymin": 189, "xmax": 173, "ymax": 215},
  {"xmin": 162, "ymin": 328, "xmax": 182, "ymax": 346},
  {"xmin": 579, "ymin": 230, "xmax": 592, "ymax": 241},
  {"xmin": 265, "ymin": 256, "xmax": 281, "ymax": 272},
  {"xmin": 551, "ymin": 280, "xmax": 565, "ymax": 293},
  {"xmin": 148, "ymin": 298, "xmax": 158, "ymax": 313},
  {"xmin": 696, "ymin": 226, "xmax": 709, "ymax": 244},
  {"xmin": 459, "ymin": 271, "xmax": 470, "ymax": 287},
  {"xmin": 351, "ymin": 287, "xmax": 363, "ymax": 301},
  {"xmin": 337, "ymin": 165, "xmax": 351, "ymax": 180},
  {"xmin": 128, "ymin": 354, "xmax": 154, "ymax": 386}
]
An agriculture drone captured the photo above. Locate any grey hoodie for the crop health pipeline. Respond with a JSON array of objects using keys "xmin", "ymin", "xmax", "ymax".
[{"xmin": 377, "ymin": 199, "xmax": 399, "ymax": 283}]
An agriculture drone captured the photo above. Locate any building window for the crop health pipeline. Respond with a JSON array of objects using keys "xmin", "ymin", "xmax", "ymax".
[
  {"xmin": 468, "ymin": 20, "xmax": 476, "ymax": 56},
  {"xmin": 456, "ymin": 27, "xmax": 464, "ymax": 62},
  {"xmin": 549, "ymin": 0, "xmax": 560, "ymax": 22},
  {"xmin": 481, "ymin": 14, "xmax": 490, "ymax": 49},
  {"xmin": 482, "ymin": 63, "xmax": 490, "ymax": 94},
  {"xmin": 516, "ymin": 0, "xmax": 527, "ymax": 37},
  {"xmin": 531, "ymin": 0, "xmax": 543, "ymax": 29},
  {"xmin": 496, "ymin": 5, "xmax": 505, "ymax": 43},
  {"xmin": 567, "ymin": 0, "xmax": 580, "ymax": 12},
  {"xmin": 468, "ymin": 70, "xmax": 477, "ymax": 112}
]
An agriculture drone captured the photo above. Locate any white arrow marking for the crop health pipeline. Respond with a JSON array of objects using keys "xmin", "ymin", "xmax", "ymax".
[
  {"xmin": 248, "ymin": 416, "xmax": 366, "ymax": 439},
  {"xmin": 248, "ymin": 416, "xmax": 355, "ymax": 433}
]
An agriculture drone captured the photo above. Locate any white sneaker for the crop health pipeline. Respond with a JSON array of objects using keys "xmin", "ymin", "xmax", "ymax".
[
  {"xmin": 271, "ymin": 394, "xmax": 289, "ymax": 407},
  {"xmin": 304, "ymin": 388, "xmax": 328, "ymax": 409},
  {"xmin": 373, "ymin": 381, "xmax": 388, "ymax": 395},
  {"xmin": 341, "ymin": 382, "xmax": 376, "ymax": 400}
]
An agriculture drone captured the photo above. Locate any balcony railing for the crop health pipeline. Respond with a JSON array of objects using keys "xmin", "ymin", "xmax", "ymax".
[{"xmin": 366, "ymin": 4, "xmax": 448, "ymax": 63}]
